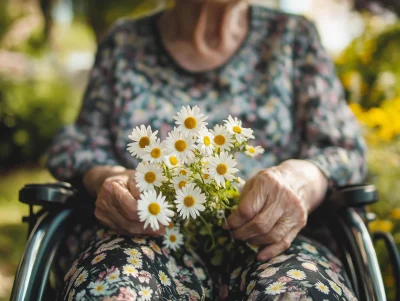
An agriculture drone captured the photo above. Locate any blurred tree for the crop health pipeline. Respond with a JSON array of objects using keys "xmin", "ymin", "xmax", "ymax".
[{"xmin": 39, "ymin": 0, "xmax": 171, "ymax": 42}]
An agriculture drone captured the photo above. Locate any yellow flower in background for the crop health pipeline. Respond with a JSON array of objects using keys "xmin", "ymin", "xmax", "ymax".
[
  {"xmin": 369, "ymin": 219, "xmax": 394, "ymax": 233},
  {"xmin": 391, "ymin": 208, "xmax": 400, "ymax": 220},
  {"xmin": 348, "ymin": 102, "xmax": 364, "ymax": 118},
  {"xmin": 341, "ymin": 71, "xmax": 361, "ymax": 91},
  {"xmin": 365, "ymin": 107, "xmax": 387, "ymax": 127}
]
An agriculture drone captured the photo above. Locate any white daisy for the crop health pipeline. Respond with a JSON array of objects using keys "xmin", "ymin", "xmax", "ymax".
[
  {"xmin": 224, "ymin": 115, "xmax": 254, "ymax": 142},
  {"xmin": 328, "ymin": 280, "xmax": 342, "ymax": 295},
  {"xmin": 171, "ymin": 175, "xmax": 191, "ymax": 191},
  {"xmin": 138, "ymin": 285, "xmax": 153, "ymax": 301},
  {"xmin": 173, "ymin": 105, "xmax": 208, "ymax": 136},
  {"xmin": 163, "ymin": 154, "xmax": 181, "ymax": 169},
  {"xmin": 247, "ymin": 280, "xmax": 257, "ymax": 295},
  {"xmin": 135, "ymin": 162, "xmax": 166, "ymax": 192},
  {"xmin": 197, "ymin": 129, "xmax": 215, "ymax": 156},
  {"xmin": 315, "ymin": 281, "xmax": 330, "ymax": 294},
  {"xmin": 175, "ymin": 184, "xmax": 206, "ymax": 219},
  {"xmin": 163, "ymin": 228, "xmax": 184, "ymax": 251},
  {"xmin": 302, "ymin": 262, "xmax": 318, "ymax": 272},
  {"xmin": 137, "ymin": 190, "xmax": 174, "ymax": 231},
  {"xmin": 74, "ymin": 270, "xmax": 88, "ymax": 287},
  {"xmin": 259, "ymin": 267, "xmax": 279, "ymax": 278},
  {"xmin": 159, "ymin": 271, "xmax": 172, "ymax": 286},
  {"xmin": 122, "ymin": 265, "xmax": 139, "ymax": 277},
  {"xmin": 173, "ymin": 166, "xmax": 192, "ymax": 177},
  {"xmin": 91, "ymin": 253, "xmax": 106, "ymax": 265},
  {"xmin": 165, "ymin": 128, "xmax": 196, "ymax": 163},
  {"xmin": 302, "ymin": 243, "xmax": 318, "ymax": 254},
  {"xmin": 123, "ymin": 248, "xmax": 142, "ymax": 258},
  {"xmin": 265, "ymin": 281, "xmax": 286, "ymax": 295},
  {"xmin": 127, "ymin": 257, "xmax": 143, "ymax": 269},
  {"xmin": 88, "ymin": 281, "xmax": 109, "ymax": 296},
  {"xmin": 127, "ymin": 125, "xmax": 158, "ymax": 158},
  {"xmin": 286, "ymin": 269, "xmax": 306, "ymax": 280},
  {"xmin": 216, "ymin": 210, "xmax": 225, "ymax": 219},
  {"xmin": 142, "ymin": 138, "xmax": 166, "ymax": 163},
  {"xmin": 207, "ymin": 152, "xmax": 239, "ymax": 187},
  {"xmin": 210, "ymin": 124, "xmax": 234, "ymax": 151},
  {"xmin": 106, "ymin": 270, "xmax": 120, "ymax": 283},
  {"xmin": 245, "ymin": 145, "xmax": 265, "ymax": 158}
]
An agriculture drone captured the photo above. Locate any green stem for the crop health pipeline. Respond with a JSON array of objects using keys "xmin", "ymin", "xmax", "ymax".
[{"xmin": 198, "ymin": 214, "xmax": 216, "ymax": 252}]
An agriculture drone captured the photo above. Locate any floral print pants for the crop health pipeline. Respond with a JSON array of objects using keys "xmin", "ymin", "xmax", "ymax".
[{"xmin": 59, "ymin": 222, "xmax": 357, "ymax": 301}]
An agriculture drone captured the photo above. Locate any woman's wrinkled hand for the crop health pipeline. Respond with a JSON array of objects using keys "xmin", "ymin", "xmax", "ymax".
[
  {"xmin": 85, "ymin": 166, "xmax": 165, "ymax": 237},
  {"xmin": 225, "ymin": 160, "xmax": 328, "ymax": 261}
]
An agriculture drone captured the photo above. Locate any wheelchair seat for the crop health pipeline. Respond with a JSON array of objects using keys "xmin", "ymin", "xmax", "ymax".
[{"xmin": 10, "ymin": 183, "xmax": 400, "ymax": 301}]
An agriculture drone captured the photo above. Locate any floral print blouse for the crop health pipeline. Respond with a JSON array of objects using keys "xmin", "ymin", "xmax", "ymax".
[{"xmin": 46, "ymin": 6, "xmax": 367, "ymax": 193}]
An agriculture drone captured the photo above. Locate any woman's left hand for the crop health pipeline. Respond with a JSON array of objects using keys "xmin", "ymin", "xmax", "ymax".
[{"xmin": 224, "ymin": 159, "xmax": 328, "ymax": 261}]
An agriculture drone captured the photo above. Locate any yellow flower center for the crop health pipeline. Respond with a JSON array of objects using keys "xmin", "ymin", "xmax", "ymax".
[
  {"xmin": 204, "ymin": 136, "xmax": 211, "ymax": 146},
  {"xmin": 170, "ymin": 235, "xmax": 177, "ymax": 242},
  {"xmin": 249, "ymin": 147, "xmax": 255, "ymax": 154},
  {"xmin": 168, "ymin": 222, "xmax": 174, "ymax": 229},
  {"xmin": 233, "ymin": 126, "xmax": 242, "ymax": 134},
  {"xmin": 169, "ymin": 156, "xmax": 178, "ymax": 166},
  {"xmin": 180, "ymin": 169, "xmax": 187, "ymax": 175},
  {"xmin": 148, "ymin": 203, "xmax": 161, "ymax": 215},
  {"xmin": 216, "ymin": 163, "xmax": 228, "ymax": 175},
  {"xmin": 95, "ymin": 285, "xmax": 104, "ymax": 292},
  {"xmin": 203, "ymin": 174, "xmax": 209, "ymax": 179},
  {"xmin": 184, "ymin": 117, "xmax": 197, "ymax": 129},
  {"xmin": 175, "ymin": 140, "xmax": 187, "ymax": 152},
  {"xmin": 214, "ymin": 135, "xmax": 226, "ymax": 146},
  {"xmin": 151, "ymin": 148, "xmax": 161, "ymax": 158},
  {"xmin": 139, "ymin": 136, "xmax": 150, "ymax": 148},
  {"xmin": 144, "ymin": 172, "xmax": 156, "ymax": 183},
  {"xmin": 184, "ymin": 196, "xmax": 196, "ymax": 207},
  {"xmin": 178, "ymin": 181, "xmax": 187, "ymax": 189}
]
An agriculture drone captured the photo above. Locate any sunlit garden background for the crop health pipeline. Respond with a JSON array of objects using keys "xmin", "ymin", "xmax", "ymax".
[{"xmin": 1, "ymin": 0, "xmax": 400, "ymax": 300}]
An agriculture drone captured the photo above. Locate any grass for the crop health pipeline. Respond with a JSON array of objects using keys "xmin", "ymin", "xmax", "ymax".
[{"xmin": 0, "ymin": 166, "xmax": 53, "ymax": 301}]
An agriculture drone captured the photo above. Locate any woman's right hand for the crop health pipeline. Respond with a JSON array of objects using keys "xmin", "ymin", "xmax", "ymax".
[{"xmin": 83, "ymin": 166, "xmax": 165, "ymax": 236}]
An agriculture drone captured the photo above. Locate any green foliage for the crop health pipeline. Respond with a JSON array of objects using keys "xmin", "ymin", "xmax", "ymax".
[
  {"xmin": 0, "ymin": 77, "xmax": 78, "ymax": 169},
  {"xmin": 336, "ymin": 17, "xmax": 400, "ymax": 108}
]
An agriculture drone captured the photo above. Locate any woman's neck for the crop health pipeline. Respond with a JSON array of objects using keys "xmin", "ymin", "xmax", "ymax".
[{"xmin": 160, "ymin": 0, "xmax": 249, "ymax": 58}]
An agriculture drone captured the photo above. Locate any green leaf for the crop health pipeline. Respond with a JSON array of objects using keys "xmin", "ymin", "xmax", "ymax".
[{"xmin": 211, "ymin": 249, "xmax": 224, "ymax": 266}]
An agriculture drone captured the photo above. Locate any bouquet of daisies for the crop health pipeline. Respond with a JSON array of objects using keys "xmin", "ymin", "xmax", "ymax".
[{"xmin": 127, "ymin": 106, "xmax": 264, "ymax": 264}]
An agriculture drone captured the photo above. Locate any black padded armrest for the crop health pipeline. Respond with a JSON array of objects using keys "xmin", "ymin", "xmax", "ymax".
[
  {"xmin": 329, "ymin": 184, "xmax": 378, "ymax": 208},
  {"xmin": 19, "ymin": 182, "xmax": 77, "ymax": 207}
]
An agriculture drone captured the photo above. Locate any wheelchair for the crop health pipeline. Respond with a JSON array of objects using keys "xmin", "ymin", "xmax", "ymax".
[{"xmin": 9, "ymin": 182, "xmax": 400, "ymax": 301}]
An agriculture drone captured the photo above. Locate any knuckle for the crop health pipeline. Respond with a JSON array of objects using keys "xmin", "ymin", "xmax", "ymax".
[
  {"xmin": 238, "ymin": 206, "xmax": 253, "ymax": 221},
  {"xmin": 282, "ymin": 239, "xmax": 291, "ymax": 250},
  {"xmin": 252, "ymin": 217, "xmax": 267, "ymax": 233}
]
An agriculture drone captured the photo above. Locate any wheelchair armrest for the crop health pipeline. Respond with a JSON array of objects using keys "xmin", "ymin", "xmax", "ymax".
[
  {"xmin": 329, "ymin": 184, "xmax": 378, "ymax": 208},
  {"xmin": 19, "ymin": 182, "xmax": 77, "ymax": 207}
]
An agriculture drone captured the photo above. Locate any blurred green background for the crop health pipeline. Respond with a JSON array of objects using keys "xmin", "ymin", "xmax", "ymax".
[{"xmin": 1, "ymin": 0, "xmax": 400, "ymax": 300}]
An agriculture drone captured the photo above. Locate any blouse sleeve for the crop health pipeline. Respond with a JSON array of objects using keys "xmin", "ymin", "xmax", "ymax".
[
  {"xmin": 46, "ymin": 28, "xmax": 121, "ymax": 181},
  {"xmin": 293, "ymin": 18, "xmax": 367, "ymax": 188}
]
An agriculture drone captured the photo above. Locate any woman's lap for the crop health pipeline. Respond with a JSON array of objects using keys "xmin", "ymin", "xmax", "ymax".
[{"xmin": 58, "ymin": 223, "xmax": 357, "ymax": 301}]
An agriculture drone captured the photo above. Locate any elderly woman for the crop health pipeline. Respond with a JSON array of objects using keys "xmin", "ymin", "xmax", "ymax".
[{"xmin": 47, "ymin": 0, "xmax": 366, "ymax": 300}]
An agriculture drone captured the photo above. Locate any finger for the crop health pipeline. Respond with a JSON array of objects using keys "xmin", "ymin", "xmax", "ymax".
[
  {"xmin": 257, "ymin": 229, "xmax": 298, "ymax": 261},
  {"xmin": 127, "ymin": 176, "xmax": 140, "ymax": 199},
  {"xmin": 226, "ymin": 177, "xmax": 266, "ymax": 230},
  {"xmin": 240, "ymin": 176, "xmax": 255, "ymax": 198},
  {"xmin": 246, "ymin": 220, "xmax": 290, "ymax": 245},
  {"xmin": 135, "ymin": 224, "xmax": 166, "ymax": 237},
  {"xmin": 112, "ymin": 182, "xmax": 139, "ymax": 221}
]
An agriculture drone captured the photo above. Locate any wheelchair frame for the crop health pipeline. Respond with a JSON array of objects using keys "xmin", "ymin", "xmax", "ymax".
[{"xmin": 10, "ymin": 183, "xmax": 400, "ymax": 301}]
